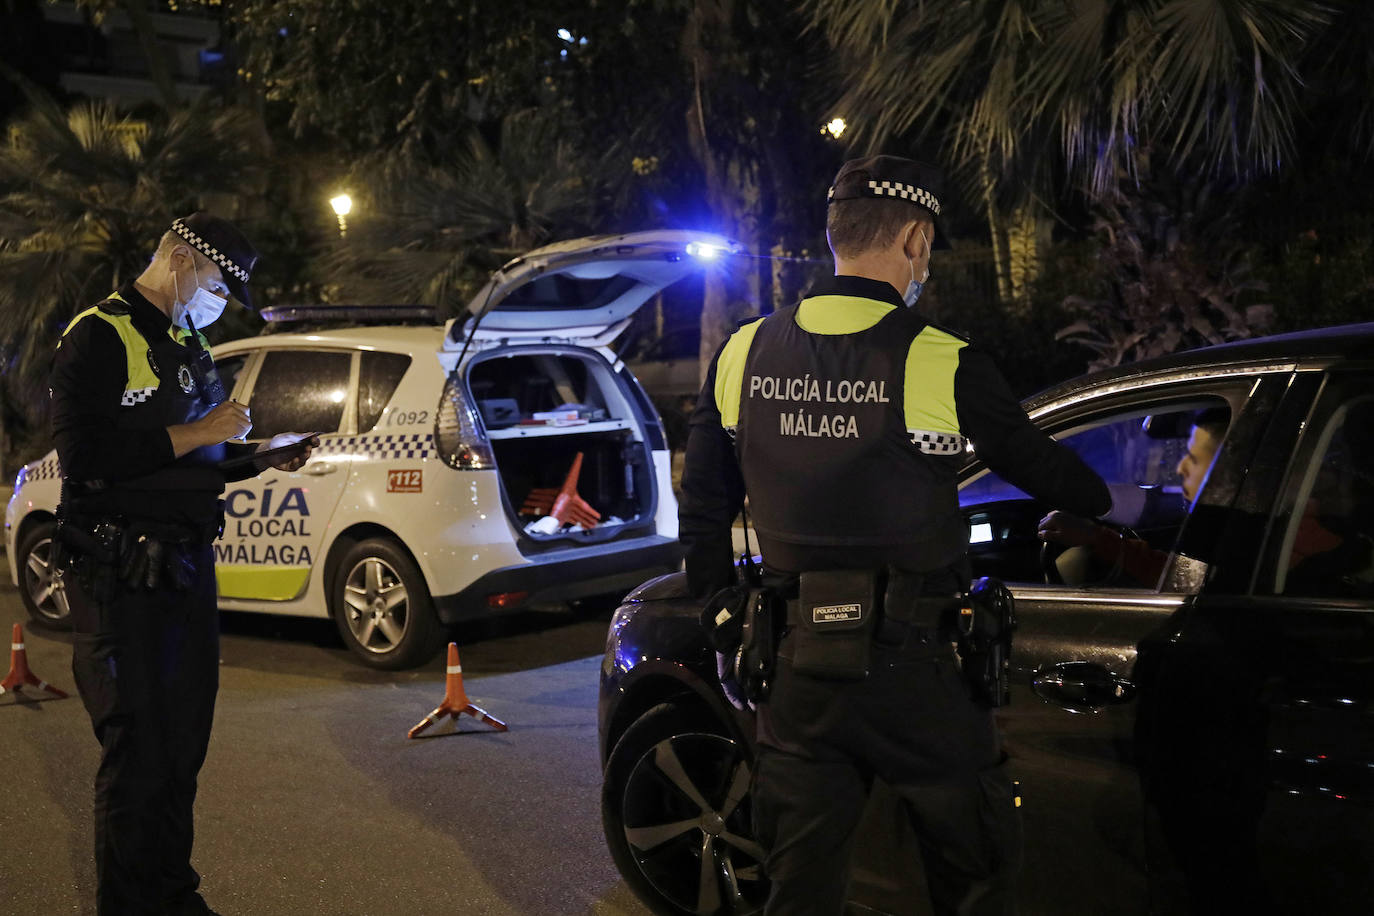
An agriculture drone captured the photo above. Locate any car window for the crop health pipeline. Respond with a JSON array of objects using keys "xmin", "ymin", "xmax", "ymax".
[
  {"xmin": 960, "ymin": 398, "xmax": 1229, "ymax": 587},
  {"xmin": 1276, "ymin": 393, "xmax": 1374, "ymax": 598},
  {"xmin": 358, "ymin": 351, "xmax": 412, "ymax": 432},
  {"xmin": 246, "ymin": 349, "xmax": 352, "ymax": 439},
  {"xmin": 215, "ymin": 353, "xmax": 249, "ymax": 398}
]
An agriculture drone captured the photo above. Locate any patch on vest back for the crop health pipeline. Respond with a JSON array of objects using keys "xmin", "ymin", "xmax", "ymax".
[{"xmin": 812, "ymin": 603, "xmax": 863, "ymax": 624}]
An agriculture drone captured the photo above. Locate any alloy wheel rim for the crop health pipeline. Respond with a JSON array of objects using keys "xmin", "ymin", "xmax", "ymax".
[
  {"xmin": 24, "ymin": 537, "xmax": 70, "ymax": 623},
  {"xmin": 342, "ymin": 557, "xmax": 408, "ymax": 654},
  {"xmin": 621, "ymin": 732, "xmax": 767, "ymax": 914}
]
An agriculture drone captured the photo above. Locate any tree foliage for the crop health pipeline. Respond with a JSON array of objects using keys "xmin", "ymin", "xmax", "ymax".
[
  {"xmin": 804, "ymin": 0, "xmax": 1371, "ymax": 358},
  {"xmin": 804, "ymin": 0, "xmax": 1357, "ymax": 202},
  {"xmin": 318, "ymin": 107, "xmax": 616, "ymax": 315},
  {"xmin": 230, "ymin": 0, "xmax": 598, "ymax": 154},
  {"xmin": 1056, "ymin": 162, "xmax": 1274, "ymax": 369}
]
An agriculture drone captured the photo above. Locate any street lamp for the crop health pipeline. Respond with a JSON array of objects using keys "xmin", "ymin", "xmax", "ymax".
[
  {"xmin": 822, "ymin": 118, "xmax": 847, "ymax": 140},
  {"xmin": 329, "ymin": 193, "xmax": 352, "ymax": 237}
]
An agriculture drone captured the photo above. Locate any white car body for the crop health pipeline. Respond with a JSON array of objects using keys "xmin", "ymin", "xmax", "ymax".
[{"xmin": 6, "ymin": 230, "xmax": 737, "ymax": 667}]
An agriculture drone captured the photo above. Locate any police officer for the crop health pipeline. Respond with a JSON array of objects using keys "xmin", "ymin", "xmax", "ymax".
[
  {"xmin": 51, "ymin": 212, "xmax": 316, "ymax": 915},
  {"xmin": 679, "ymin": 156, "xmax": 1112, "ymax": 915}
]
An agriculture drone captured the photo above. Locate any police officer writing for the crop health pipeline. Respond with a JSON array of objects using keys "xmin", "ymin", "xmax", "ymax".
[
  {"xmin": 50, "ymin": 212, "xmax": 317, "ymax": 915},
  {"xmin": 679, "ymin": 156, "xmax": 1111, "ymax": 915}
]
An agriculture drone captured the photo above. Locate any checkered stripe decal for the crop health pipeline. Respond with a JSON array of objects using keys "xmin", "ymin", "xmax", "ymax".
[
  {"xmin": 910, "ymin": 429, "xmax": 966, "ymax": 455},
  {"xmin": 316, "ymin": 433, "xmax": 434, "ymax": 460},
  {"xmin": 171, "ymin": 218, "xmax": 250, "ymax": 283},
  {"xmin": 24, "ymin": 455, "xmax": 61, "ymax": 482},
  {"xmin": 867, "ymin": 180, "xmax": 940, "ymax": 214},
  {"xmin": 121, "ymin": 386, "xmax": 157, "ymax": 407}
]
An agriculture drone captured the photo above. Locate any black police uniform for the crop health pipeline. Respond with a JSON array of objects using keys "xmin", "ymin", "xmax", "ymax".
[
  {"xmin": 680, "ymin": 274, "xmax": 1111, "ymax": 914},
  {"xmin": 51, "ymin": 284, "xmax": 260, "ymax": 915}
]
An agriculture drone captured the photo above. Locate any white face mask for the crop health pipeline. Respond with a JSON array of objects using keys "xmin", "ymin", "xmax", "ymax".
[
  {"xmin": 173, "ymin": 260, "xmax": 228, "ymax": 331},
  {"xmin": 903, "ymin": 227, "xmax": 931, "ymax": 307}
]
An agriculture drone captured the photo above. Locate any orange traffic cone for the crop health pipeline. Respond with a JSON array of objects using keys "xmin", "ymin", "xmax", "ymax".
[
  {"xmin": 0, "ymin": 623, "xmax": 68, "ymax": 698},
  {"xmin": 549, "ymin": 452, "xmax": 600, "ymax": 528},
  {"xmin": 407, "ymin": 642, "xmax": 508, "ymax": 738},
  {"xmin": 519, "ymin": 452, "xmax": 600, "ymax": 528}
]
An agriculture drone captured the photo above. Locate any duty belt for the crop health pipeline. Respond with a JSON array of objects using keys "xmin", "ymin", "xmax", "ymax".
[
  {"xmin": 782, "ymin": 574, "xmax": 957, "ymax": 630},
  {"xmin": 67, "ymin": 515, "xmax": 221, "ymax": 546}
]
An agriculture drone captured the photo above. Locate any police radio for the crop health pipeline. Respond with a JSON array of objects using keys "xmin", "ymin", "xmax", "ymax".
[{"xmin": 182, "ymin": 315, "xmax": 227, "ymax": 407}]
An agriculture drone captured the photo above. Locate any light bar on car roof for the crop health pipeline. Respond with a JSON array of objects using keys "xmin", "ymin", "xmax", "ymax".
[{"xmin": 259, "ymin": 304, "xmax": 438, "ymax": 323}]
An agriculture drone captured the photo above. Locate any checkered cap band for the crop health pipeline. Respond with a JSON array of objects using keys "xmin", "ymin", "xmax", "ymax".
[
  {"xmin": 171, "ymin": 218, "xmax": 250, "ymax": 284},
  {"xmin": 866, "ymin": 180, "xmax": 940, "ymax": 214},
  {"xmin": 121, "ymin": 387, "xmax": 157, "ymax": 407},
  {"xmin": 317, "ymin": 433, "xmax": 434, "ymax": 461},
  {"xmin": 828, "ymin": 180, "xmax": 941, "ymax": 215},
  {"xmin": 910, "ymin": 429, "xmax": 966, "ymax": 455}
]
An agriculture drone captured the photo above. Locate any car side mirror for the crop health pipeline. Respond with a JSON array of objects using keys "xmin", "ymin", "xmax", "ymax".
[{"xmin": 1031, "ymin": 661, "xmax": 1137, "ymax": 713}]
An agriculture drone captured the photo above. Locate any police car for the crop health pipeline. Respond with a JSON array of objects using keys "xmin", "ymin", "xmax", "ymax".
[{"xmin": 6, "ymin": 230, "xmax": 739, "ymax": 669}]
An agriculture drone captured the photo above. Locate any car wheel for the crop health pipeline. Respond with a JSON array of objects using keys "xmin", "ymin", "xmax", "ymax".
[
  {"xmin": 330, "ymin": 538, "xmax": 444, "ymax": 670},
  {"xmin": 18, "ymin": 521, "xmax": 72, "ymax": 630},
  {"xmin": 603, "ymin": 702, "xmax": 768, "ymax": 915}
]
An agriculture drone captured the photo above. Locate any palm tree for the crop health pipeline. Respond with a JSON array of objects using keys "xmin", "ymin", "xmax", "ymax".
[
  {"xmin": 0, "ymin": 84, "xmax": 265, "ymax": 465},
  {"xmin": 802, "ymin": 0, "xmax": 1351, "ymax": 305}
]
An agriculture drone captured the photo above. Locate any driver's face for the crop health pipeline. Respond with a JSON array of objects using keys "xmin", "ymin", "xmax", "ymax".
[{"xmin": 1176, "ymin": 426, "xmax": 1221, "ymax": 504}]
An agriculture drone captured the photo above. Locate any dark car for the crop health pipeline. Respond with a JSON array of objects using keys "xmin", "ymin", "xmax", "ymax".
[{"xmin": 598, "ymin": 323, "xmax": 1374, "ymax": 915}]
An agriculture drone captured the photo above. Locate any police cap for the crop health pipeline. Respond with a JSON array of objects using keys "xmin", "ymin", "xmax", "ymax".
[
  {"xmin": 828, "ymin": 155, "xmax": 951, "ymax": 249},
  {"xmin": 170, "ymin": 212, "xmax": 260, "ymax": 310}
]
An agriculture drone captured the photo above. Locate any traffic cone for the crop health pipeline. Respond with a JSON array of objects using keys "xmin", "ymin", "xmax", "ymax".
[
  {"xmin": 407, "ymin": 642, "xmax": 507, "ymax": 738},
  {"xmin": 549, "ymin": 452, "xmax": 600, "ymax": 528},
  {"xmin": 519, "ymin": 452, "xmax": 600, "ymax": 528},
  {"xmin": 0, "ymin": 623, "xmax": 68, "ymax": 698}
]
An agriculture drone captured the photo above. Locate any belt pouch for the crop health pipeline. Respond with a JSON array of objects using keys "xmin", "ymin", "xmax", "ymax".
[{"xmin": 792, "ymin": 569, "xmax": 879, "ymax": 680}]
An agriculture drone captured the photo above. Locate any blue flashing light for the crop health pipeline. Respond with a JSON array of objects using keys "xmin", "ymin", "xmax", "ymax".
[
  {"xmin": 12, "ymin": 465, "xmax": 26, "ymax": 498},
  {"xmin": 686, "ymin": 241, "xmax": 725, "ymax": 261},
  {"xmin": 557, "ymin": 28, "xmax": 574, "ymax": 42}
]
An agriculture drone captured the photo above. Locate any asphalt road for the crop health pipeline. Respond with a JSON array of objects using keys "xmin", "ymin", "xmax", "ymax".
[{"xmin": 0, "ymin": 574, "xmax": 653, "ymax": 916}]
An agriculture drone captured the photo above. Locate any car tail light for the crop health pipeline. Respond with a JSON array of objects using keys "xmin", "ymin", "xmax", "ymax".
[
  {"xmin": 487, "ymin": 590, "xmax": 528, "ymax": 609},
  {"xmin": 435, "ymin": 372, "xmax": 496, "ymax": 470}
]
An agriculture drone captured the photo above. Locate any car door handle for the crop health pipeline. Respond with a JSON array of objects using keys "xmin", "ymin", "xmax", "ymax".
[
  {"xmin": 299, "ymin": 462, "xmax": 337, "ymax": 476},
  {"xmin": 1031, "ymin": 661, "xmax": 1137, "ymax": 713}
]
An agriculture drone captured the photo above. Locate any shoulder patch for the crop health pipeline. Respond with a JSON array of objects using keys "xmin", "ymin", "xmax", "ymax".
[{"xmin": 96, "ymin": 297, "xmax": 129, "ymax": 316}]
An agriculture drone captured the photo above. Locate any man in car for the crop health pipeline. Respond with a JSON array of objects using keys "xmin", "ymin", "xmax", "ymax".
[
  {"xmin": 679, "ymin": 155, "xmax": 1112, "ymax": 915},
  {"xmin": 1036, "ymin": 406, "xmax": 1230, "ymax": 586},
  {"xmin": 51, "ymin": 212, "xmax": 316, "ymax": 915}
]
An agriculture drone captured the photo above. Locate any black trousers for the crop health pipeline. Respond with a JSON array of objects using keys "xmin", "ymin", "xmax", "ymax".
[
  {"xmin": 66, "ymin": 543, "xmax": 219, "ymax": 916},
  {"xmin": 755, "ymin": 621, "xmax": 1022, "ymax": 914}
]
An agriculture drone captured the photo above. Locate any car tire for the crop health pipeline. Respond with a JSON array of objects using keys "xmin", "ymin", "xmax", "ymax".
[
  {"xmin": 18, "ymin": 520, "xmax": 72, "ymax": 631},
  {"xmin": 329, "ymin": 537, "xmax": 444, "ymax": 670},
  {"xmin": 602, "ymin": 702, "xmax": 768, "ymax": 915}
]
